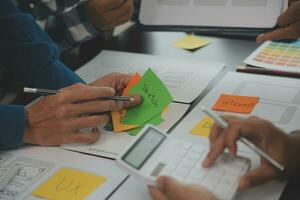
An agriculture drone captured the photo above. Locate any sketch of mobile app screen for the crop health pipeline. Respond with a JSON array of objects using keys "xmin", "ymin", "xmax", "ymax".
[
  {"xmin": 158, "ymin": 0, "xmax": 190, "ymax": 6},
  {"xmin": 0, "ymin": 157, "xmax": 54, "ymax": 200},
  {"xmin": 194, "ymin": 0, "xmax": 227, "ymax": 6}
]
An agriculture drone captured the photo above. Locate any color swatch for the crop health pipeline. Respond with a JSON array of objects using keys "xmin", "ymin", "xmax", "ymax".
[{"xmin": 245, "ymin": 40, "xmax": 300, "ymax": 71}]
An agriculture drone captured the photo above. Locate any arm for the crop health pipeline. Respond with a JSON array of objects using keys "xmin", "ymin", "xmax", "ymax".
[
  {"xmin": 0, "ymin": 105, "xmax": 25, "ymax": 150},
  {"xmin": 0, "ymin": 0, "xmax": 82, "ymax": 149}
]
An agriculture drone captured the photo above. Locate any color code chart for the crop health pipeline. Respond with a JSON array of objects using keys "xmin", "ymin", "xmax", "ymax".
[{"xmin": 244, "ymin": 40, "xmax": 300, "ymax": 73}]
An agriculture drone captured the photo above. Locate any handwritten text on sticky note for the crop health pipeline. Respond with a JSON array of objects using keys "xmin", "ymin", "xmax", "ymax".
[
  {"xmin": 190, "ymin": 116, "xmax": 214, "ymax": 138},
  {"xmin": 212, "ymin": 94, "xmax": 259, "ymax": 114},
  {"xmin": 122, "ymin": 69, "xmax": 173, "ymax": 125},
  {"xmin": 32, "ymin": 167, "xmax": 106, "ymax": 200}
]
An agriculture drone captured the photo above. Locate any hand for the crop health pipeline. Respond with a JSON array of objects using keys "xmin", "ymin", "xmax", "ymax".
[
  {"xmin": 23, "ymin": 83, "xmax": 125, "ymax": 146},
  {"xmin": 85, "ymin": 0, "xmax": 134, "ymax": 31},
  {"xmin": 203, "ymin": 116, "xmax": 300, "ymax": 191},
  {"xmin": 90, "ymin": 72, "xmax": 141, "ymax": 108},
  {"xmin": 257, "ymin": 1, "xmax": 300, "ymax": 43},
  {"xmin": 149, "ymin": 176, "xmax": 216, "ymax": 200}
]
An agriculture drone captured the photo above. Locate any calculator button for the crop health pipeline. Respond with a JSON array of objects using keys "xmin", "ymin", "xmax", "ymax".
[
  {"xmin": 191, "ymin": 145, "xmax": 206, "ymax": 154},
  {"xmin": 171, "ymin": 139, "xmax": 183, "ymax": 148},
  {"xmin": 186, "ymin": 151, "xmax": 201, "ymax": 161},
  {"xmin": 171, "ymin": 156, "xmax": 182, "ymax": 165},
  {"xmin": 174, "ymin": 166, "xmax": 190, "ymax": 177},
  {"xmin": 177, "ymin": 149, "xmax": 187, "ymax": 157},
  {"xmin": 182, "ymin": 143, "xmax": 192, "ymax": 151},
  {"xmin": 181, "ymin": 159, "xmax": 196, "ymax": 169},
  {"xmin": 165, "ymin": 164, "xmax": 177, "ymax": 173}
]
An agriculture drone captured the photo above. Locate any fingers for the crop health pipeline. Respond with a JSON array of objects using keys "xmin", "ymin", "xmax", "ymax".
[
  {"xmin": 209, "ymin": 123, "xmax": 223, "ymax": 146},
  {"xmin": 156, "ymin": 176, "xmax": 185, "ymax": 199},
  {"xmin": 123, "ymin": 95, "xmax": 142, "ymax": 109},
  {"xmin": 203, "ymin": 133, "xmax": 226, "ymax": 167},
  {"xmin": 149, "ymin": 187, "xmax": 168, "ymax": 200},
  {"xmin": 277, "ymin": 1, "xmax": 300, "ymax": 27},
  {"xmin": 238, "ymin": 165, "xmax": 277, "ymax": 191},
  {"xmin": 68, "ymin": 115, "xmax": 110, "ymax": 131},
  {"xmin": 100, "ymin": 0, "xmax": 125, "ymax": 10},
  {"xmin": 256, "ymin": 20, "xmax": 300, "ymax": 43},
  {"xmin": 72, "ymin": 100, "xmax": 124, "ymax": 116},
  {"xmin": 61, "ymin": 127, "xmax": 101, "ymax": 145},
  {"xmin": 60, "ymin": 84, "xmax": 115, "ymax": 103}
]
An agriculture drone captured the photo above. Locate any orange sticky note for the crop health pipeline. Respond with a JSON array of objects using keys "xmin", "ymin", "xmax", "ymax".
[
  {"xmin": 112, "ymin": 73, "xmax": 141, "ymax": 132},
  {"xmin": 123, "ymin": 73, "xmax": 141, "ymax": 96},
  {"xmin": 212, "ymin": 94, "xmax": 259, "ymax": 114}
]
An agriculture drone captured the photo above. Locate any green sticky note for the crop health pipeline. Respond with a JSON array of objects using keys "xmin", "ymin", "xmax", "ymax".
[
  {"xmin": 122, "ymin": 68, "xmax": 173, "ymax": 125},
  {"xmin": 127, "ymin": 114, "xmax": 164, "ymax": 136}
]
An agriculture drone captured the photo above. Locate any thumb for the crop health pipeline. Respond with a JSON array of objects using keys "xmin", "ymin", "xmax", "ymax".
[
  {"xmin": 238, "ymin": 165, "xmax": 277, "ymax": 191},
  {"xmin": 256, "ymin": 27, "xmax": 291, "ymax": 43},
  {"xmin": 157, "ymin": 176, "xmax": 185, "ymax": 199}
]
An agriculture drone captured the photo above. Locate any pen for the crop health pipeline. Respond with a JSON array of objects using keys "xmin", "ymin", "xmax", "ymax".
[
  {"xmin": 63, "ymin": 0, "xmax": 89, "ymax": 13},
  {"xmin": 24, "ymin": 87, "xmax": 133, "ymax": 102},
  {"xmin": 237, "ymin": 65, "xmax": 300, "ymax": 78},
  {"xmin": 201, "ymin": 107, "xmax": 285, "ymax": 172}
]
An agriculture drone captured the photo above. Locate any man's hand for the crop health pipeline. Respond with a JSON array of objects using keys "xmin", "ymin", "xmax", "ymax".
[
  {"xmin": 149, "ymin": 176, "xmax": 216, "ymax": 200},
  {"xmin": 203, "ymin": 116, "xmax": 300, "ymax": 191},
  {"xmin": 90, "ymin": 72, "xmax": 141, "ymax": 108},
  {"xmin": 85, "ymin": 0, "xmax": 134, "ymax": 31},
  {"xmin": 257, "ymin": 1, "xmax": 300, "ymax": 43},
  {"xmin": 23, "ymin": 83, "xmax": 125, "ymax": 146}
]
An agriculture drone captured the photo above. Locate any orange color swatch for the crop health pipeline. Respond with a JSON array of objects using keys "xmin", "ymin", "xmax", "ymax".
[
  {"xmin": 112, "ymin": 73, "xmax": 141, "ymax": 132},
  {"xmin": 212, "ymin": 94, "xmax": 259, "ymax": 114}
]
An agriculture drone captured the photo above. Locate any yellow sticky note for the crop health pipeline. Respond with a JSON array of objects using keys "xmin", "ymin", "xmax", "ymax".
[
  {"xmin": 32, "ymin": 167, "xmax": 106, "ymax": 200},
  {"xmin": 173, "ymin": 35, "xmax": 211, "ymax": 50},
  {"xmin": 190, "ymin": 116, "xmax": 214, "ymax": 138}
]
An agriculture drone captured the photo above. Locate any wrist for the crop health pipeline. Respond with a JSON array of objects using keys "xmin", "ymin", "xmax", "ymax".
[{"xmin": 285, "ymin": 132, "xmax": 300, "ymax": 177}]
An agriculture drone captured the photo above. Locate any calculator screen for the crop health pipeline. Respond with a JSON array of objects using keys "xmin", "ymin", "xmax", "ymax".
[{"xmin": 122, "ymin": 128, "xmax": 166, "ymax": 169}]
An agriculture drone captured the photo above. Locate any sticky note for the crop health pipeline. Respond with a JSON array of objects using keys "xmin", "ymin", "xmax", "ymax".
[
  {"xmin": 127, "ymin": 113, "xmax": 164, "ymax": 136},
  {"xmin": 173, "ymin": 35, "xmax": 211, "ymax": 50},
  {"xmin": 112, "ymin": 73, "xmax": 141, "ymax": 132},
  {"xmin": 190, "ymin": 116, "xmax": 214, "ymax": 138},
  {"xmin": 122, "ymin": 69, "xmax": 173, "ymax": 125},
  {"xmin": 212, "ymin": 94, "xmax": 259, "ymax": 114},
  {"xmin": 32, "ymin": 167, "xmax": 106, "ymax": 200}
]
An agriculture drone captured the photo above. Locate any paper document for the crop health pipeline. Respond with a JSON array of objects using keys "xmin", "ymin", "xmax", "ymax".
[
  {"xmin": 76, "ymin": 50, "xmax": 225, "ymax": 103},
  {"xmin": 139, "ymin": 0, "xmax": 284, "ymax": 28},
  {"xmin": 244, "ymin": 40, "xmax": 300, "ymax": 73},
  {"xmin": 63, "ymin": 102, "xmax": 189, "ymax": 159},
  {"xmin": 169, "ymin": 72, "xmax": 300, "ymax": 200},
  {"xmin": 0, "ymin": 147, "xmax": 127, "ymax": 200}
]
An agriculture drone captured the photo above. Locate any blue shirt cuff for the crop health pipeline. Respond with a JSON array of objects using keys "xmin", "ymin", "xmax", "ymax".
[{"xmin": 0, "ymin": 105, "xmax": 25, "ymax": 150}]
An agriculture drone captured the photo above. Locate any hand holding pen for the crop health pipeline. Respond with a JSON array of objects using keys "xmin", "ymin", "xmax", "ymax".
[
  {"xmin": 23, "ymin": 83, "xmax": 141, "ymax": 147},
  {"xmin": 201, "ymin": 107, "xmax": 293, "ymax": 191}
]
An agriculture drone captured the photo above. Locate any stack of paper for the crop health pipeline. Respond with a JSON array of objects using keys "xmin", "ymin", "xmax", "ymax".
[{"xmin": 112, "ymin": 69, "xmax": 173, "ymax": 136}]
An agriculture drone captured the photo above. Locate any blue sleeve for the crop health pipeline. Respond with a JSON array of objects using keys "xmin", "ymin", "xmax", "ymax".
[
  {"xmin": 0, "ymin": 105, "xmax": 25, "ymax": 150},
  {"xmin": 0, "ymin": 0, "xmax": 84, "ymax": 149}
]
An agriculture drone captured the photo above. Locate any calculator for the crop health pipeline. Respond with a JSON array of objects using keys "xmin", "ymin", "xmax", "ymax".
[{"xmin": 116, "ymin": 125, "xmax": 250, "ymax": 200}]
